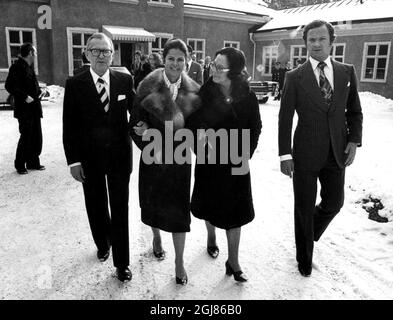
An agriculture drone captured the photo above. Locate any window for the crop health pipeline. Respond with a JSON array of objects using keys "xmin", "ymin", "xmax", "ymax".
[
  {"xmin": 151, "ymin": 33, "xmax": 173, "ymax": 55},
  {"xmin": 187, "ymin": 38, "xmax": 205, "ymax": 61},
  {"xmin": 66, "ymin": 27, "xmax": 98, "ymax": 76},
  {"xmin": 290, "ymin": 45, "xmax": 307, "ymax": 69},
  {"xmin": 361, "ymin": 42, "xmax": 391, "ymax": 82},
  {"xmin": 261, "ymin": 46, "xmax": 278, "ymax": 76},
  {"xmin": 5, "ymin": 27, "xmax": 38, "ymax": 74},
  {"xmin": 147, "ymin": 0, "xmax": 174, "ymax": 7},
  {"xmin": 331, "ymin": 43, "xmax": 345, "ymax": 62},
  {"xmin": 224, "ymin": 41, "xmax": 240, "ymax": 49},
  {"xmin": 109, "ymin": 0, "xmax": 139, "ymax": 4}
]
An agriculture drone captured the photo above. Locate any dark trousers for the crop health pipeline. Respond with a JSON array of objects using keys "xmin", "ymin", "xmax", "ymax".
[
  {"xmin": 293, "ymin": 148, "xmax": 345, "ymax": 267},
  {"xmin": 82, "ymin": 169, "xmax": 130, "ymax": 268},
  {"xmin": 15, "ymin": 116, "xmax": 42, "ymax": 169}
]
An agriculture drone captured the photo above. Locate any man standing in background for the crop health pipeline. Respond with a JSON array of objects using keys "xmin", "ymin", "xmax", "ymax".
[{"xmin": 5, "ymin": 43, "xmax": 45, "ymax": 174}]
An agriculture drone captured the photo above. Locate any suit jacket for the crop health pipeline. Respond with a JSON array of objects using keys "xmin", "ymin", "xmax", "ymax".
[
  {"xmin": 63, "ymin": 68, "xmax": 135, "ymax": 174},
  {"xmin": 188, "ymin": 61, "xmax": 203, "ymax": 86},
  {"xmin": 5, "ymin": 57, "xmax": 42, "ymax": 119},
  {"xmin": 203, "ymin": 64, "xmax": 211, "ymax": 84},
  {"xmin": 278, "ymin": 59, "xmax": 363, "ymax": 171}
]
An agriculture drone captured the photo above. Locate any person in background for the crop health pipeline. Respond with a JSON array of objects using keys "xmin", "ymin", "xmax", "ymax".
[
  {"xmin": 279, "ymin": 20, "xmax": 363, "ymax": 277},
  {"xmin": 134, "ymin": 54, "xmax": 152, "ymax": 89},
  {"xmin": 148, "ymin": 52, "xmax": 164, "ymax": 70},
  {"xmin": 272, "ymin": 61, "xmax": 281, "ymax": 101},
  {"xmin": 131, "ymin": 50, "xmax": 141, "ymax": 76},
  {"xmin": 130, "ymin": 38, "xmax": 201, "ymax": 286},
  {"xmin": 188, "ymin": 47, "xmax": 262, "ymax": 282},
  {"xmin": 5, "ymin": 42, "xmax": 45, "ymax": 174},
  {"xmin": 186, "ymin": 45, "xmax": 203, "ymax": 86},
  {"xmin": 203, "ymin": 55, "xmax": 211, "ymax": 84},
  {"xmin": 295, "ymin": 58, "xmax": 303, "ymax": 68}
]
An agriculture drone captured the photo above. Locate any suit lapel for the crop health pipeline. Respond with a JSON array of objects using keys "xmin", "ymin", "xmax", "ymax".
[
  {"xmin": 299, "ymin": 60, "xmax": 329, "ymax": 111},
  {"xmin": 109, "ymin": 69, "xmax": 118, "ymax": 112},
  {"xmin": 331, "ymin": 59, "xmax": 348, "ymax": 111},
  {"xmin": 80, "ymin": 70, "xmax": 106, "ymax": 115}
]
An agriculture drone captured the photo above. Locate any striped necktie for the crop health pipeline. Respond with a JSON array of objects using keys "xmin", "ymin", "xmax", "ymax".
[
  {"xmin": 97, "ymin": 78, "xmax": 109, "ymax": 112},
  {"xmin": 317, "ymin": 62, "xmax": 333, "ymax": 104}
]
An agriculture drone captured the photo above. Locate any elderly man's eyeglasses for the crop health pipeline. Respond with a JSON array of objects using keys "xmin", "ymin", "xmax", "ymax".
[
  {"xmin": 210, "ymin": 62, "xmax": 229, "ymax": 73},
  {"xmin": 88, "ymin": 49, "xmax": 112, "ymax": 57}
]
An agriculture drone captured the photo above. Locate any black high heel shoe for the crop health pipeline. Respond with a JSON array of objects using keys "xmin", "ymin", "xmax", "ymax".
[
  {"xmin": 175, "ymin": 275, "xmax": 188, "ymax": 285},
  {"xmin": 225, "ymin": 261, "xmax": 248, "ymax": 282},
  {"xmin": 152, "ymin": 240, "xmax": 166, "ymax": 260},
  {"xmin": 207, "ymin": 245, "xmax": 219, "ymax": 259}
]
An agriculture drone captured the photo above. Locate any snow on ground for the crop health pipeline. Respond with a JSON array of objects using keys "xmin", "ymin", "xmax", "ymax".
[{"xmin": 0, "ymin": 91, "xmax": 392, "ymax": 300}]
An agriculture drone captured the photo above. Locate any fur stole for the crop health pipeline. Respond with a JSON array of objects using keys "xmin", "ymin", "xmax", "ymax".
[{"xmin": 136, "ymin": 68, "xmax": 201, "ymax": 130}]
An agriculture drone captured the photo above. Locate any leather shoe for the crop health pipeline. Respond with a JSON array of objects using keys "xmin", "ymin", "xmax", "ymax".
[
  {"xmin": 298, "ymin": 263, "xmax": 312, "ymax": 277},
  {"xmin": 26, "ymin": 165, "xmax": 45, "ymax": 170},
  {"xmin": 116, "ymin": 267, "xmax": 132, "ymax": 282},
  {"xmin": 225, "ymin": 261, "xmax": 248, "ymax": 282},
  {"xmin": 207, "ymin": 245, "xmax": 219, "ymax": 259},
  {"xmin": 97, "ymin": 249, "xmax": 110, "ymax": 262},
  {"xmin": 16, "ymin": 168, "xmax": 28, "ymax": 174}
]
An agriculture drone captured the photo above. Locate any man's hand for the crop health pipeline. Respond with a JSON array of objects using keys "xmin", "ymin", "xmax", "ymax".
[
  {"xmin": 133, "ymin": 121, "xmax": 148, "ymax": 136},
  {"xmin": 280, "ymin": 159, "xmax": 294, "ymax": 178},
  {"xmin": 70, "ymin": 165, "xmax": 85, "ymax": 183},
  {"xmin": 345, "ymin": 142, "xmax": 357, "ymax": 166},
  {"xmin": 25, "ymin": 95, "xmax": 34, "ymax": 103}
]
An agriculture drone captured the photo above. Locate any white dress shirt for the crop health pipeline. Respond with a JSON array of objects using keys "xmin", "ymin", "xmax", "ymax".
[
  {"xmin": 69, "ymin": 68, "xmax": 111, "ymax": 168},
  {"xmin": 280, "ymin": 56, "xmax": 334, "ymax": 162}
]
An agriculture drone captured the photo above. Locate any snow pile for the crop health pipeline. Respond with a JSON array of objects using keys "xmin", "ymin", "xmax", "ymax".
[{"xmin": 45, "ymin": 85, "xmax": 64, "ymax": 104}]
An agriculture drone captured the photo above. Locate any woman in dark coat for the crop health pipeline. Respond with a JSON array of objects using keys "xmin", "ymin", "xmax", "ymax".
[
  {"xmin": 188, "ymin": 47, "xmax": 262, "ymax": 282},
  {"xmin": 130, "ymin": 39, "xmax": 200, "ymax": 285}
]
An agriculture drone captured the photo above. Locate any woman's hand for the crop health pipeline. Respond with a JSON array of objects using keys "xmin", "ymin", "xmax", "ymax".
[{"xmin": 133, "ymin": 121, "xmax": 149, "ymax": 136}]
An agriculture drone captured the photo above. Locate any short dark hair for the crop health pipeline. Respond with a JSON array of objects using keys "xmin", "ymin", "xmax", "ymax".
[
  {"xmin": 303, "ymin": 20, "xmax": 336, "ymax": 44},
  {"xmin": 162, "ymin": 38, "xmax": 188, "ymax": 60},
  {"xmin": 187, "ymin": 44, "xmax": 193, "ymax": 55},
  {"xmin": 20, "ymin": 43, "xmax": 34, "ymax": 58},
  {"xmin": 215, "ymin": 47, "xmax": 247, "ymax": 81}
]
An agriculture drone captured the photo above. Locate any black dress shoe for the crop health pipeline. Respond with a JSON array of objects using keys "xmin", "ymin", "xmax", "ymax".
[
  {"xmin": 26, "ymin": 165, "xmax": 45, "ymax": 170},
  {"xmin": 16, "ymin": 168, "xmax": 28, "ymax": 175},
  {"xmin": 116, "ymin": 267, "xmax": 132, "ymax": 282},
  {"xmin": 152, "ymin": 240, "xmax": 166, "ymax": 260},
  {"xmin": 298, "ymin": 263, "xmax": 312, "ymax": 277},
  {"xmin": 207, "ymin": 245, "xmax": 219, "ymax": 259},
  {"xmin": 97, "ymin": 249, "xmax": 110, "ymax": 262},
  {"xmin": 176, "ymin": 275, "xmax": 188, "ymax": 285},
  {"xmin": 225, "ymin": 261, "xmax": 248, "ymax": 282}
]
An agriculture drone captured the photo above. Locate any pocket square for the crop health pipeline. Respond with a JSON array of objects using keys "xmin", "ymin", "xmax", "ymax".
[
  {"xmin": 118, "ymin": 95, "xmax": 126, "ymax": 101},
  {"xmin": 347, "ymin": 81, "xmax": 351, "ymax": 87}
]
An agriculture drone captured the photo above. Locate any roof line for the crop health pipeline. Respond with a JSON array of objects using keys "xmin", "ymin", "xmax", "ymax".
[{"xmin": 183, "ymin": 3, "xmax": 270, "ymax": 17}]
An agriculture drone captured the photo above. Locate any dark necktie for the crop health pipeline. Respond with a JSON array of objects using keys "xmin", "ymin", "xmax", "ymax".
[
  {"xmin": 317, "ymin": 61, "xmax": 333, "ymax": 104},
  {"xmin": 97, "ymin": 78, "xmax": 109, "ymax": 112}
]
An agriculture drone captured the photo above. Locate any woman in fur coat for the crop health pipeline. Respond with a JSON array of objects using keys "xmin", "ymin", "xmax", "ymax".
[
  {"xmin": 188, "ymin": 47, "xmax": 262, "ymax": 282},
  {"xmin": 130, "ymin": 39, "xmax": 200, "ymax": 285}
]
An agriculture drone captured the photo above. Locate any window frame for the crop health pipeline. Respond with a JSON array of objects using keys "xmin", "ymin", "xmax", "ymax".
[
  {"xmin": 66, "ymin": 27, "xmax": 98, "ymax": 76},
  {"xmin": 5, "ymin": 27, "xmax": 38, "ymax": 74},
  {"xmin": 361, "ymin": 41, "xmax": 391, "ymax": 83},
  {"xmin": 261, "ymin": 45, "xmax": 278, "ymax": 76},
  {"xmin": 290, "ymin": 45, "xmax": 308, "ymax": 70},
  {"xmin": 224, "ymin": 41, "xmax": 240, "ymax": 49},
  {"xmin": 147, "ymin": 0, "xmax": 174, "ymax": 8},
  {"xmin": 331, "ymin": 43, "xmax": 346, "ymax": 63},
  {"xmin": 149, "ymin": 32, "xmax": 173, "ymax": 55},
  {"xmin": 187, "ymin": 38, "xmax": 206, "ymax": 61},
  {"xmin": 109, "ymin": 0, "xmax": 139, "ymax": 4}
]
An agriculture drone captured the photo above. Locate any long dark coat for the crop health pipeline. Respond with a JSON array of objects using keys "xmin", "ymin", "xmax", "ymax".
[
  {"xmin": 130, "ymin": 68, "xmax": 201, "ymax": 232},
  {"xmin": 188, "ymin": 78, "xmax": 262, "ymax": 230}
]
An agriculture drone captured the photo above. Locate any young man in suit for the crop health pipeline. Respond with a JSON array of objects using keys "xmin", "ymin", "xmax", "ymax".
[
  {"xmin": 203, "ymin": 55, "xmax": 211, "ymax": 84},
  {"xmin": 63, "ymin": 33, "xmax": 135, "ymax": 282},
  {"xmin": 186, "ymin": 45, "xmax": 203, "ymax": 85},
  {"xmin": 5, "ymin": 43, "xmax": 45, "ymax": 174},
  {"xmin": 278, "ymin": 20, "xmax": 363, "ymax": 277}
]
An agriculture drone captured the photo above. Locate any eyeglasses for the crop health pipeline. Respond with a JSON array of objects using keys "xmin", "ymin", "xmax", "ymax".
[
  {"xmin": 210, "ymin": 62, "xmax": 229, "ymax": 73},
  {"xmin": 88, "ymin": 49, "xmax": 112, "ymax": 57}
]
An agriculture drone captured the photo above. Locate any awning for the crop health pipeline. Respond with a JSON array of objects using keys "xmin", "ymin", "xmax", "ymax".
[{"xmin": 102, "ymin": 25, "xmax": 156, "ymax": 42}]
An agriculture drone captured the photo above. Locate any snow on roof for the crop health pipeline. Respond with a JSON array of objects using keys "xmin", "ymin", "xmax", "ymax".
[
  {"xmin": 256, "ymin": 0, "xmax": 393, "ymax": 32},
  {"xmin": 184, "ymin": 0, "xmax": 276, "ymax": 17}
]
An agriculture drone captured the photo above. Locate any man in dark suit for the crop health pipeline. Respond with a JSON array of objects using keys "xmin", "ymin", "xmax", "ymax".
[
  {"xmin": 278, "ymin": 20, "xmax": 363, "ymax": 277},
  {"xmin": 63, "ymin": 33, "xmax": 135, "ymax": 282},
  {"xmin": 186, "ymin": 45, "xmax": 203, "ymax": 85},
  {"xmin": 203, "ymin": 55, "xmax": 211, "ymax": 84},
  {"xmin": 5, "ymin": 43, "xmax": 45, "ymax": 174}
]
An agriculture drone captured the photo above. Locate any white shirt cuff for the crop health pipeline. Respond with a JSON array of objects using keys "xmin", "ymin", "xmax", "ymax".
[
  {"xmin": 69, "ymin": 162, "xmax": 81, "ymax": 167},
  {"xmin": 280, "ymin": 154, "xmax": 292, "ymax": 161}
]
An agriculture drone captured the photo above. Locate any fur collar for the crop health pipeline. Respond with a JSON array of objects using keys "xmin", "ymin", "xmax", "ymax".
[{"xmin": 136, "ymin": 68, "xmax": 201, "ymax": 130}]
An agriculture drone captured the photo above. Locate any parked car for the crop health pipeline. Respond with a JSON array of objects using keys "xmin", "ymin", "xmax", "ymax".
[{"xmin": 249, "ymin": 80, "xmax": 278, "ymax": 104}]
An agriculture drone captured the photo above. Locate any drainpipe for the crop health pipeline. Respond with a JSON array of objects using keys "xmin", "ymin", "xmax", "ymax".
[{"xmin": 249, "ymin": 32, "xmax": 256, "ymax": 80}]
